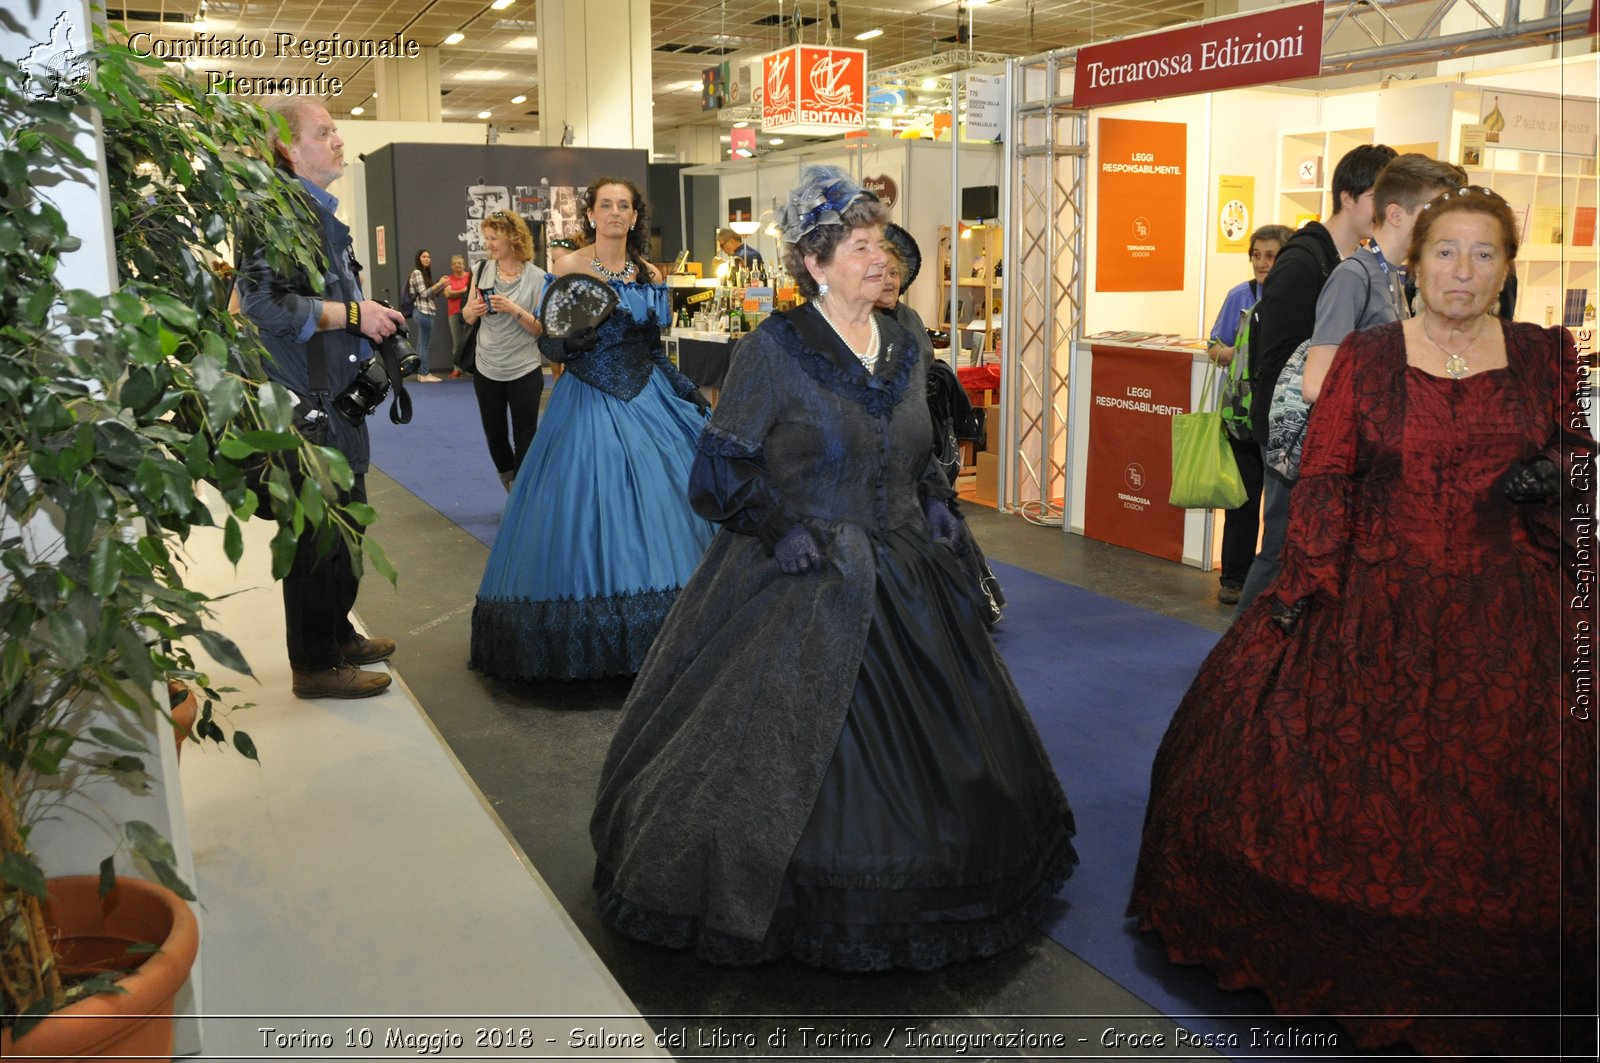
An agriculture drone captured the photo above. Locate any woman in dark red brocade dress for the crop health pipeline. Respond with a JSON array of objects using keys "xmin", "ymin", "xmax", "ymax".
[{"xmin": 1129, "ymin": 187, "xmax": 1597, "ymax": 1059}]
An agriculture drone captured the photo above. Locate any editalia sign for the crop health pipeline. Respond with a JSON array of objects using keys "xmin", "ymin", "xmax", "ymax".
[
  {"xmin": 1073, "ymin": 2, "xmax": 1324, "ymax": 109},
  {"xmin": 762, "ymin": 45, "xmax": 867, "ymax": 136}
]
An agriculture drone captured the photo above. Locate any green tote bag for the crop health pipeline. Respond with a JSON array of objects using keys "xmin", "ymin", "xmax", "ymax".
[{"xmin": 1169, "ymin": 365, "xmax": 1247, "ymax": 510}]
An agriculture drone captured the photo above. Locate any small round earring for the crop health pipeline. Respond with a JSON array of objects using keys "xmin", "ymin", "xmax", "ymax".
[{"xmin": 816, "ymin": 282, "xmax": 830, "ymax": 297}]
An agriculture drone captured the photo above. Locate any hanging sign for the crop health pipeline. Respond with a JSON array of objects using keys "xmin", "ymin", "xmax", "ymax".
[
  {"xmin": 963, "ymin": 74, "xmax": 1004, "ymax": 143},
  {"xmin": 1073, "ymin": 2, "xmax": 1323, "ymax": 109},
  {"xmin": 761, "ymin": 45, "xmax": 867, "ymax": 136}
]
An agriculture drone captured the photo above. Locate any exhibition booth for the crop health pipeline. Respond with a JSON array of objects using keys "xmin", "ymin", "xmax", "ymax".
[{"xmin": 1007, "ymin": 13, "xmax": 1597, "ymax": 569}]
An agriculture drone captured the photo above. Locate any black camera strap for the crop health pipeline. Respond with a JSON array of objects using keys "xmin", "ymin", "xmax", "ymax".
[{"xmin": 381, "ymin": 338, "xmax": 413, "ymax": 424}]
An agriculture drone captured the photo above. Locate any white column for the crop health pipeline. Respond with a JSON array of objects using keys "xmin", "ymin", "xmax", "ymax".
[
  {"xmin": 674, "ymin": 124, "xmax": 724, "ymax": 164},
  {"xmin": 537, "ymin": 0, "xmax": 653, "ymax": 150},
  {"xmin": 374, "ymin": 46, "xmax": 442, "ymax": 122}
]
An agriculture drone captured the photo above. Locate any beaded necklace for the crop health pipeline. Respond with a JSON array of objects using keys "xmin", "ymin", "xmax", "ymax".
[{"xmin": 816, "ymin": 300, "xmax": 880, "ymax": 371}]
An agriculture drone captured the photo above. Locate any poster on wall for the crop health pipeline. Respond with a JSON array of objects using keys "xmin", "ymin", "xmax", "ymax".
[
  {"xmin": 1082, "ymin": 345, "xmax": 1190, "ymax": 561},
  {"xmin": 1215, "ymin": 176, "xmax": 1253, "ymax": 254},
  {"xmin": 1096, "ymin": 118, "xmax": 1187, "ymax": 292},
  {"xmin": 458, "ymin": 182, "xmax": 583, "ymax": 270}
]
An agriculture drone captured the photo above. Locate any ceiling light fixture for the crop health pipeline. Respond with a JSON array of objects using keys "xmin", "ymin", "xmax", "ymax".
[
  {"xmin": 490, "ymin": 0, "xmax": 515, "ymax": 8},
  {"xmin": 733, "ymin": 121, "xmax": 748, "ymax": 128},
  {"xmin": 507, "ymin": 35, "xmax": 538, "ymax": 49},
  {"xmin": 769, "ymin": 138, "xmax": 785, "ymax": 145},
  {"xmin": 511, "ymin": 94, "xmax": 527, "ymax": 104},
  {"xmin": 921, "ymin": 77, "xmax": 938, "ymax": 90},
  {"xmin": 478, "ymin": 110, "xmax": 492, "ymax": 119},
  {"xmin": 854, "ymin": 29, "xmax": 882, "ymax": 41},
  {"xmin": 444, "ymin": 32, "xmax": 465, "ymax": 45},
  {"xmin": 351, "ymin": 106, "xmax": 364, "ymax": 115}
]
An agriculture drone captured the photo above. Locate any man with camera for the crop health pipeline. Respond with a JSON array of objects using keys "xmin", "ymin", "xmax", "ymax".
[{"xmin": 236, "ymin": 98, "xmax": 405, "ymax": 699}]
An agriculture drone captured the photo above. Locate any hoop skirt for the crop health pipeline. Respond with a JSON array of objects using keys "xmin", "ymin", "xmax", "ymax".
[
  {"xmin": 470, "ymin": 281, "xmax": 715, "ymax": 680},
  {"xmin": 591, "ymin": 306, "xmax": 1076, "ymax": 971},
  {"xmin": 1128, "ymin": 322, "xmax": 1597, "ymax": 1058}
]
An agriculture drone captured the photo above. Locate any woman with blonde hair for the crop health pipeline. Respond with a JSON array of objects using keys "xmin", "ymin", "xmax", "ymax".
[{"xmin": 461, "ymin": 210, "xmax": 546, "ymax": 488}]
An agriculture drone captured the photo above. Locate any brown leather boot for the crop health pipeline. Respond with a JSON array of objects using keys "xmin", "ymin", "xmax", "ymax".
[
  {"xmin": 292, "ymin": 662, "xmax": 392, "ymax": 700},
  {"xmin": 339, "ymin": 634, "xmax": 396, "ymax": 665}
]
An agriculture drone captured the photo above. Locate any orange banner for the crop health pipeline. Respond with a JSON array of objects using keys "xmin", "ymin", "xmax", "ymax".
[
  {"xmin": 1096, "ymin": 118, "xmax": 1186, "ymax": 292},
  {"xmin": 1082, "ymin": 344, "xmax": 1190, "ymax": 561}
]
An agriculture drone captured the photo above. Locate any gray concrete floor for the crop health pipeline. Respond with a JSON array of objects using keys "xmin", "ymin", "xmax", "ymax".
[{"xmin": 351, "ymin": 468, "xmax": 1239, "ymax": 1058}]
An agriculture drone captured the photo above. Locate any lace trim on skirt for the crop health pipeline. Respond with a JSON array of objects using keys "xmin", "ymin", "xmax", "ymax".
[
  {"xmin": 593, "ymin": 825, "xmax": 1075, "ymax": 972},
  {"xmin": 470, "ymin": 586, "xmax": 679, "ymax": 681}
]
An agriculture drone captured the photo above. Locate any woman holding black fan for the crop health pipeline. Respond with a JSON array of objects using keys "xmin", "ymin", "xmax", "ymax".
[{"xmin": 470, "ymin": 177, "xmax": 714, "ymax": 682}]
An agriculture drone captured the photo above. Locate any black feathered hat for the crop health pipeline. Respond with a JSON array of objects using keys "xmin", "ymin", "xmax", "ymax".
[{"xmin": 883, "ymin": 223, "xmax": 921, "ymax": 295}]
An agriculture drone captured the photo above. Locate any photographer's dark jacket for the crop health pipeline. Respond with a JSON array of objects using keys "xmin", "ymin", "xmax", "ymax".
[{"xmin": 237, "ymin": 176, "xmax": 372, "ymax": 473}]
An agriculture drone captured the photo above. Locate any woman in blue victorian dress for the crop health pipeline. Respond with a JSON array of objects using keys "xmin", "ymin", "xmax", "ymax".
[
  {"xmin": 590, "ymin": 167, "xmax": 1077, "ymax": 971},
  {"xmin": 470, "ymin": 178, "xmax": 714, "ymax": 681}
]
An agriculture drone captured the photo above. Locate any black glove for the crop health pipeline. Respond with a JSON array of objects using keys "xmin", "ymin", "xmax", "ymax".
[
  {"xmin": 773, "ymin": 524, "xmax": 822, "ymax": 575},
  {"xmin": 924, "ymin": 497, "xmax": 958, "ymax": 544},
  {"xmin": 682, "ymin": 387, "xmax": 711, "ymax": 414},
  {"xmin": 561, "ymin": 325, "xmax": 599, "ymax": 354},
  {"xmin": 1499, "ymin": 455, "xmax": 1560, "ymax": 504},
  {"xmin": 1270, "ymin": 597, "xmax": 1309, "ymax": 632}
]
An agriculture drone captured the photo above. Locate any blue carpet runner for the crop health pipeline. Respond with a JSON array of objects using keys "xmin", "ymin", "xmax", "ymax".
[{"xmin": 369, "ymin": 379, "xmax": 1370, "ymax": 1059}]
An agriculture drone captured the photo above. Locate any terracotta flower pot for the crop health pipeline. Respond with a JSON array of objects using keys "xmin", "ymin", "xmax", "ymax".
[
  {"xmin": 0, "ymin": 876, "xmax": 199, "ymax": 1061},
  {"xmin": 167, "ymin": 683, "xmax": 198, "ymax": 759}
]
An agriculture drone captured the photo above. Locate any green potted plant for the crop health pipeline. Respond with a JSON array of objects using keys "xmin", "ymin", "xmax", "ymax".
[{"xmin": 1, "ymin": 23, "xmax": 394, "ymax": 1049}]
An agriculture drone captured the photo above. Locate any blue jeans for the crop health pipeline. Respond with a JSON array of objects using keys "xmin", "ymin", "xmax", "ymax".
[
  {"xmin": 1234, "ymin": 462, "xmax": 1291, "ymax": 618},
  {"xmin": 411, "ymin": 312, "xmax": 435, "ymax": 373}
]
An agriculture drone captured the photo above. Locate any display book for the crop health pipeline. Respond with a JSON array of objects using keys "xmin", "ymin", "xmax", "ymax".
[
  {"xmin": 1465, "ymin": 142, "xmax": 1598, "ymax": 330},
  {"xmin": 1276, "ymin": 123, "xmax": 1597, "ymax": 331}
]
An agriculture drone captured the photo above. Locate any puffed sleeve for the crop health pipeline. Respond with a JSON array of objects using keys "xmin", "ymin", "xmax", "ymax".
[
  {"xmin": 1271, "ymin": 330, "xmax": 1366, "ymax": 608},
  {"xmin": 688, "ymin": 329, "xmax": 795, "ymax": 550}
]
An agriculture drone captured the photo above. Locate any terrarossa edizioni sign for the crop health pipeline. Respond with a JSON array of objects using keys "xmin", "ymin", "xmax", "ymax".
[
  {"xmin": 762, "ymin": 45, "xmax": 867, "ymax": 136},
  {"xmin": 1072, "ymin": 2, "xmax": 1324, "ymax": 109}
]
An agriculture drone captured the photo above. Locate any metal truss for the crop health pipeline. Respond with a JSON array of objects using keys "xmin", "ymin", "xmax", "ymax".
[{"xmin": 1002, "ymin": 54, "xmax": 1084, "ymax": 522}]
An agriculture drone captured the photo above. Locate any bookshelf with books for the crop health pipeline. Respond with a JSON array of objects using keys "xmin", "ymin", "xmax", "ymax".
[
  {"xmin": 1465, "ymin": 146, "xmax": 1599, "ymax": 329},
  {"xmin": 936, "ymin": 223, "xmax": 1005, "ymax": 366},
  {"xmin": 1275, "ymin": 126, "xmax": 1377, "ymax": 228}
]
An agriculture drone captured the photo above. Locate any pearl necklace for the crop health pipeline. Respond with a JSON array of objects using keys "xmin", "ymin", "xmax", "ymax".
[
  {"xmin": 816, "ymin": 300, "xmax": 880, "ymax": 371},
  {"xmin": 591, "ymin": 256, "xmax": 636, "ymax": 281},
  {"xmin": 1422, "ymin": 318, "xmax": 1478, "ymax": 380}
]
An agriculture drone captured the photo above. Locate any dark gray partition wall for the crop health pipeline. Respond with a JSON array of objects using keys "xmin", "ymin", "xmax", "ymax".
[
  {"xmin": 365, "ymin": 144, "xmax": 647, "ymax": 368},
  {"xmin": 646, "ymin": 162, "xmax": 690, "ymax": 262}
]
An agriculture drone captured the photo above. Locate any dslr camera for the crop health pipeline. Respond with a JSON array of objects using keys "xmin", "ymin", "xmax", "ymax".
[{"xmin": 333, "ymin": 310, "xmax": 421, "ymax": 425}]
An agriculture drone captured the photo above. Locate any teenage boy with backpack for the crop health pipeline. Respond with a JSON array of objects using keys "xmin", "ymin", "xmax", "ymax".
[{"xmin": 1233, "ymin": 143, "xmax": 1397, "ymax": 615}]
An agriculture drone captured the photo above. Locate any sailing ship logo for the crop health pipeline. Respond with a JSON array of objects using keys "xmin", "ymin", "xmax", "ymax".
[
  {"xmin": 808, "ymin": 51, "xmax": 856, "ymax": 109},
  {"xmin": 766, "ymin": 52, "xmax": 793, "ymax": 111}
]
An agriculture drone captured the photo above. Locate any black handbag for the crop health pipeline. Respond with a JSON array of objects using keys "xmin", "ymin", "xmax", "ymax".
[{"xmin": 452, "ymin": 261, "xmax": 488, "ymax": 373}]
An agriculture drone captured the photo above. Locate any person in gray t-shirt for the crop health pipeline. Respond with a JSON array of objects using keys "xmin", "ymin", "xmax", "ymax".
[
  {"xmin": 1303, "ymin": 154, "xmax": 1464, "ymax": 402},
  {"xmin": 462, "ymin": 210, "xmax": 548, "ymax": 489}
]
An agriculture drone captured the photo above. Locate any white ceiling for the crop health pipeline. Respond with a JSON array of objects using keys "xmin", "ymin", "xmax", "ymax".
[{"xmin": 104, "ymin": 0, "xmax": 1207, "ymax": 156}]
